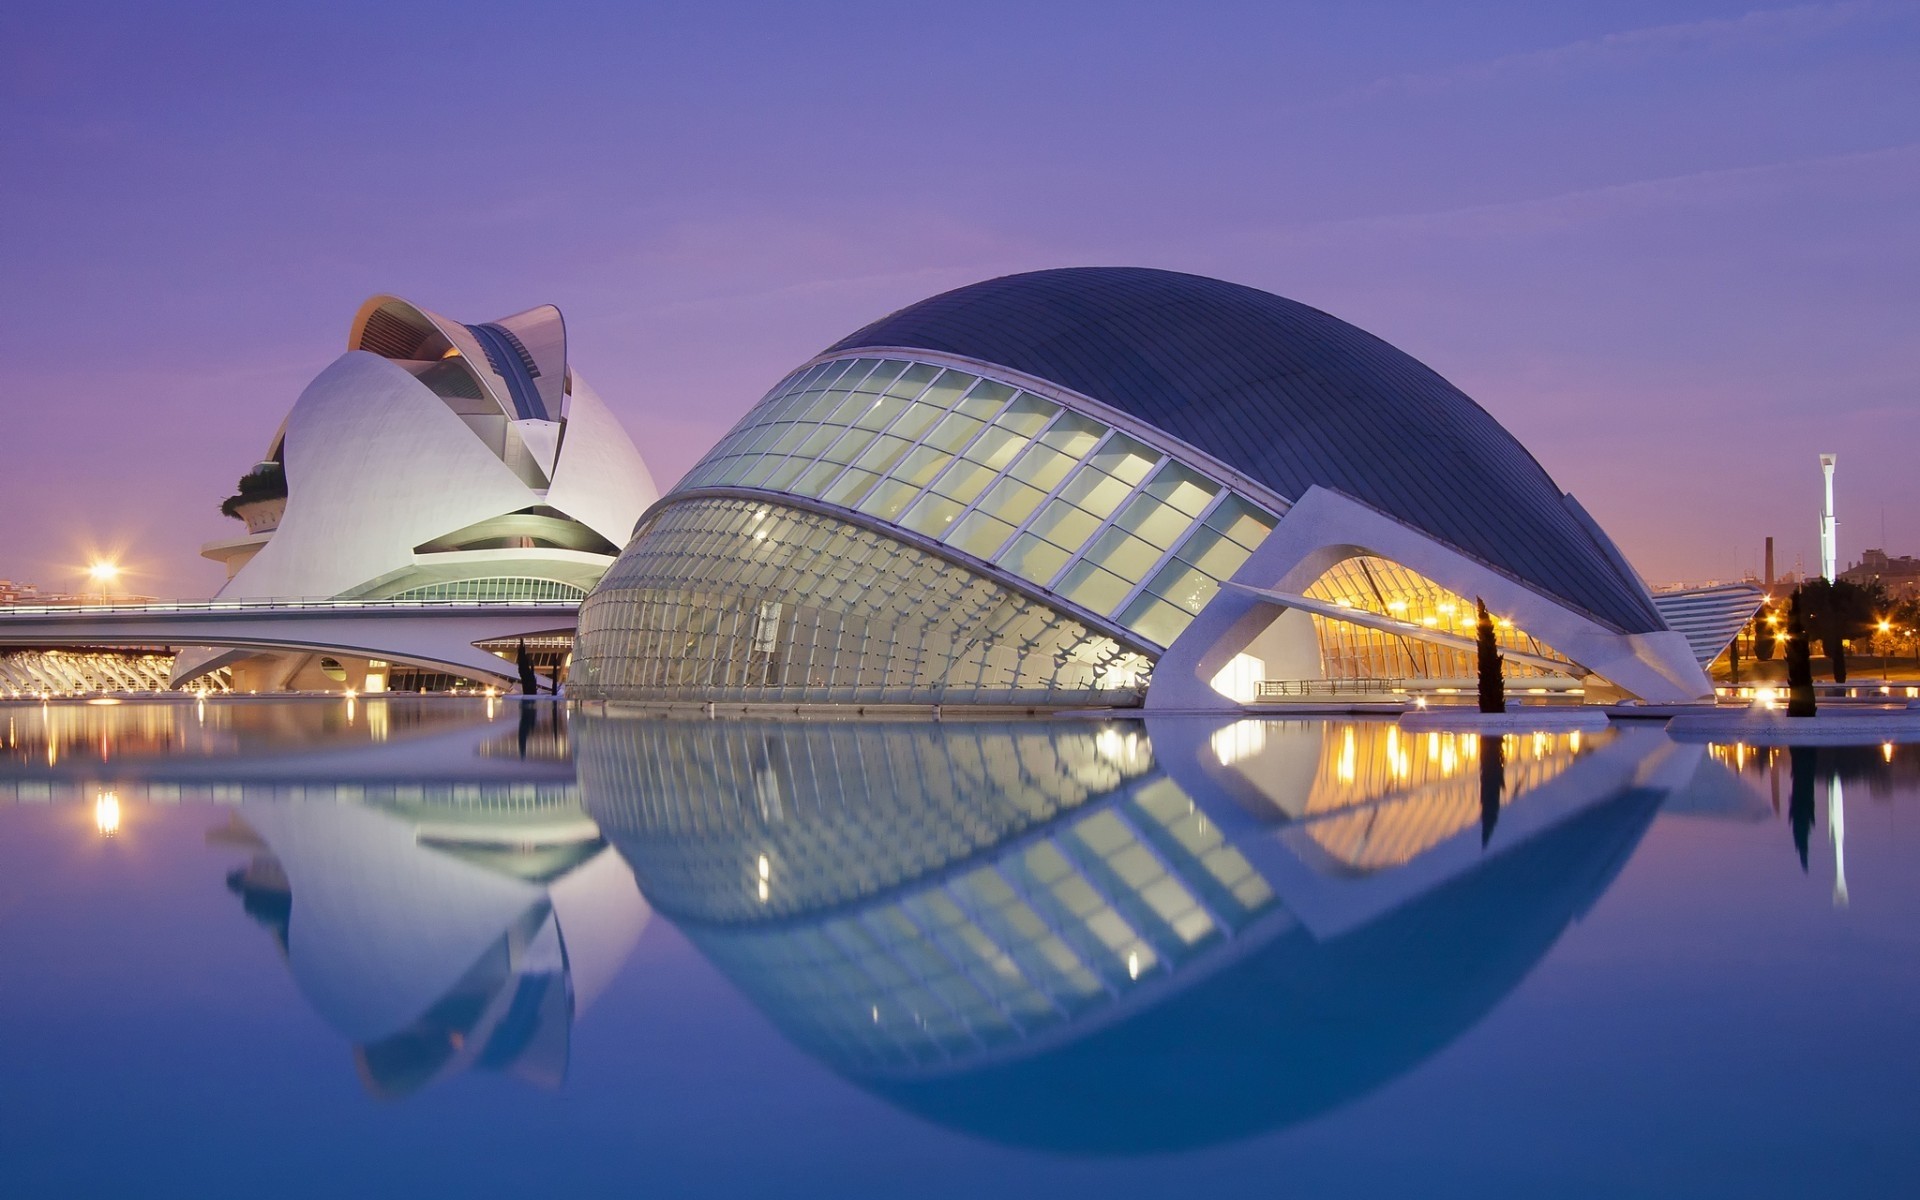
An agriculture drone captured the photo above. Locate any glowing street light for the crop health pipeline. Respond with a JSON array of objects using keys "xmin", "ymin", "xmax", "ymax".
[{"xmin": 86, "ymin": 560, "xmax": 120, "ymax": 602}]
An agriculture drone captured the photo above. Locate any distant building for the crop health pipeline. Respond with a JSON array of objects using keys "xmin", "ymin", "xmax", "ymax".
[{"xmin": 1840, "ymin": 548, "xmax": 1920, "ymax": 598}]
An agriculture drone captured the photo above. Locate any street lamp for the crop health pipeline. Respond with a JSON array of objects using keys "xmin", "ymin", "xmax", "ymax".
[{"xmin": 86, "ymin": 561, "xmax": 119, "ymax": 602}]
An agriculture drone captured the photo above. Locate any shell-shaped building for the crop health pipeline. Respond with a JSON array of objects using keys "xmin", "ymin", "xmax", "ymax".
[
  {"xmin": 573, "ymin": 268, "xmax": 1713, "ymax": 707},
  {"xmin": 180, "ymin": 296, "xmax": 658, "ymax": 689}
]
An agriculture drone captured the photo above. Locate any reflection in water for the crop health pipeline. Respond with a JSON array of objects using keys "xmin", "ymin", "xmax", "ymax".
[
  {"xmin": 577, "ymin": 715, "xmax": 1700, "ymax": 1153},
  {"xmin": 218, "ymin": 796, "xmax": 647, "ymax": 1098},
  {"xmin": 177, "ymin": 702, "xmax": 646, "ymax": 1100},
  {"xmin": 0, "ymin": 696, "xmax": 646, "ymax": 1101}
]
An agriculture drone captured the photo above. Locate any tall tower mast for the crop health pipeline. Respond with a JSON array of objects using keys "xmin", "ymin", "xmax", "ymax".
[{"xmin": 1820, "ymin": 453, "xmax": 1838, "ymax": 582}]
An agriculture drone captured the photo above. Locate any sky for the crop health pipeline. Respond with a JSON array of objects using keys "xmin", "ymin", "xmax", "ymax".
[{"xmin": 2, "ymin": 0, "xmax": 1917, "ymax": 598}]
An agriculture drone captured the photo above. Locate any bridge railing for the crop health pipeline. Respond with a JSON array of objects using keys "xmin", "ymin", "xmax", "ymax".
[{"xmin": 0, "ymin": 598, "xmax": 583, "ymax": 617}]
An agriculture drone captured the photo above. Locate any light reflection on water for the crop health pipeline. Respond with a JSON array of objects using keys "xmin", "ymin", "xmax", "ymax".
[{"xmin": 0, "ymin": 698, "xmax": 1915, "ymax": 1196}]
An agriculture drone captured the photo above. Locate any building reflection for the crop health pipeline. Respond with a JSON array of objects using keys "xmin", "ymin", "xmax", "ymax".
[
  {"xmin": 576, "ymin": 714, "xmax": 1705, "ymax": 1153},
  {"xmin": 184, "ymin": 701, "xmax": 649, "ymax": 1100}
]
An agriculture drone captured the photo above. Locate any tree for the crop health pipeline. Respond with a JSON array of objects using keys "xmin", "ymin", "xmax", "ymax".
[
  {"xmin": 1796, "ymin": 579, "xmax": 1887, "ymax": 685},
  {"xmin": 1753, "ymin": 609, "xmax": 1776, "ymax": 661},
  {"xmin": 1786, "ymin": 591, "xmax": 1817, "ymax": 718},
  {"xmin": 1475, "ymin": 597, "xmax": 1505, "ymax": 714},
  {"xmin": 515, "ymin": 638, "xmax": 539, "ymax": 695}
]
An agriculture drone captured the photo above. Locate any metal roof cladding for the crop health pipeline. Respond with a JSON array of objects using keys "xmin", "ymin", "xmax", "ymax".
[{"xmin": 825, "ymin": 267, "xmax": 1663, "ymax": 635}]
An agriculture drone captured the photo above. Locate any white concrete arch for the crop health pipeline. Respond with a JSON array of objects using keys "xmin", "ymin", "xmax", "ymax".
[{"xmin": 1147, "ymin": 486, "xmax": 1712, "ymax": 709}]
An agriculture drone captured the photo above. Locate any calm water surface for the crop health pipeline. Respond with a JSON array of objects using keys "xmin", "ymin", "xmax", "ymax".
[{"xmin": 1, "ymin": 698, "xmax": 1915, "ymax": 1198}]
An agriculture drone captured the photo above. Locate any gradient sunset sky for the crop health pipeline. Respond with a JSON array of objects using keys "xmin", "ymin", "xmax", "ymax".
[{"xmin": 4, "ymin": 0, "xmax": 1917, "ymax": 597}]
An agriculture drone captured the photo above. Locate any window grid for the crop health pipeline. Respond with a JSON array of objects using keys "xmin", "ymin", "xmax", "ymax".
[
  {"xmin": 573, "ymin": 498, "xmax": 1154, "ymax": 705},
  {"xmin": 671, "ymin": 355, "xmax": 1281, "ymax": 650}
]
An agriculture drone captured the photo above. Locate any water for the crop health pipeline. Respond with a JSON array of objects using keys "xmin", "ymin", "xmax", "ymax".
[{"xmin": 1, "ymin": 697, "xmax": 1915, "ymax": 1198}]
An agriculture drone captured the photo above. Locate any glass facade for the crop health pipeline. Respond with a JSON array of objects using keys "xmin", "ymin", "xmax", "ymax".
[
  {"xmin": 1302, "ymin": 555, "xmax": 1575, "ymax": 682},
  {"xmin": 675, "ymin": 356, "xmax": 1279, "ymax": 650},
  {"xmin": 572, "ymin": 498, "xmax": 1153, "ymax": 705}
]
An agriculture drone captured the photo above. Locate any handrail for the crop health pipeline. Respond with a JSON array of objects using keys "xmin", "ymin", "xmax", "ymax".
[
  {"xmin": 0, "ymin": 598, "xmax": 582, "ymax": 617},
  {"xmin": 1256, "ymin": 678, "xmax": 1409, "ymax": 697}
]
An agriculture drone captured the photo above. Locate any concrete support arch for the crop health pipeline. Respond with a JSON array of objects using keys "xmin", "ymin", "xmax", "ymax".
[{"xmin": 1147, "ymin": 487, "xmax": 1711, "ymax": 710}]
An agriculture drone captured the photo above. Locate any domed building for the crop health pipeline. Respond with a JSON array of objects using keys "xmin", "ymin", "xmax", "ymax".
[
  {"xmin": 178, "ymin": 296, "xmax": 658, "ymax": 691},
  {"xmin": 572, "ymin": 268, "xmax": 1716, "ymax": 707}
]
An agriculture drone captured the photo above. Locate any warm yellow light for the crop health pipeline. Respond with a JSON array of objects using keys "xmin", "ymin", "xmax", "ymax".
[
  {"xmin": 1879, "ymin": 621, "xmax": 1892, "ymax": 634},
  {"xmin": 1421, "ymin": 616, "xmax": 1439, "ymax": 627},
  {"xmin": 94, "ymin": 792, "xmax": 121, "ymax": 836},
  {"xmin": 1883, "ymin": 742, "xmax": 1895, "ymax": 763},
  {"xmin": 1437, "ymin": 603, "xmax": 1456, "ymax": 615},
  {"xmin": 87, "ymin": 561, "xmax": 120, "ymax": 583},
  {"xmin": 1387, "ymin": 600, "xmax": 1408, "ymax": 612},
  {"xmin": 757, "ymin": 854, "xmax": 771, "ymax": 881}
]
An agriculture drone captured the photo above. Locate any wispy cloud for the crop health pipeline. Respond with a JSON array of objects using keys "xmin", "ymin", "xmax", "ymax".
[
  {"xmin": 1339, "ymin": 1, "xmax": 1902, "ymax": 103},
  {"xmin": 1249, "ymin": 140, "xmax": 1920, "ymax": 246}
]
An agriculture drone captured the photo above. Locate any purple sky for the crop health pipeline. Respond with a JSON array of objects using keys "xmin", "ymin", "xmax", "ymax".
[{"xmin": 4, "ymin": 0, "xmax": 1917, "ymax": 598}]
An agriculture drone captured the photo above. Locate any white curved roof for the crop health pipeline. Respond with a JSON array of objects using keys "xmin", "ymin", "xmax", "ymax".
[{"xmin": 212, "ymin": 296, "xmax": 657, "ymax": 601}]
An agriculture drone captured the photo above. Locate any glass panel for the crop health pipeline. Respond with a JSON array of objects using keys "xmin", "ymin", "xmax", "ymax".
[
  {"xmin": 957, "ymin": 379, "xmax": 1015, "ymax": 417},
  {"xmin": 858, "ymin": 479, "xmax": 920, "ymax": 522},
  {"xmin": 894, "ymin": 445, "xmax": 953, "ymax": 487},
  {"xmin": 901, "ymin": 493, "xmax": 967, "ymax": 538},
  {"xmin": 945, "ymin": 512, "xmax": 1017, "ymax": 559},
  {"xmin": 1001, "ymin": 534, "xmax": 1072, "ymax": 585},
  {"xmin": 768, "ymin": 424, "xmax": 809, "ymax": 454},
  {"xmin": 803, "ymin": 388, "xmax": 854, "ymax": 420},
  {"xmin": 856, "ymin": 360, "xmax": 909, "ymax": 392},
  {"xmin": 1041, "ymin": 413, "xmax": 1107, "ymax": 457},
  {"xmin": 821, "ymin": 468, "xmax": 880, "ymax": 508},
  {"xmin": 1058, "ymin": 562, "xmax": 1132, "ymax": 613},
  {"xmin": 924, "ymin": 413, "xmax": 986, "ymax": 453},
  {"xmin": 918, "ymin": 370, "xmax": 975, "ymax": 410},
  {"xmin": 1027, "ymin": 499, "xmax": 1103, "ymax": 550},
  {"xmin": 853, "ymin": 434, "xmax": 913, "ymax": 476},
  {"xmin": 885, "ymin": 362, "xmax": 941, "ymax": 398},
  {"xmin": 930, "ymin": 459, "xmax": 996, "ymax": 505},
  {"xmin": 976, "ymin": 478, "xmax": 1047, "ymax": 524},
  {"xmin": 1008, "ymin": 444, "xmax": 1074, "ymax": 491},
  {"xmin": 1145, "ymin": 560, "xmax": 1219, "ymax": 614},
  {"xmin": 820, "ymin": 427, "xmax": 880, "ymax": 466},
  {"xmin": 827, "ymin": 390, "xmax": 877, "ymax": 425},
  {"xmin": 738, "ymin": 456, "xmax": 785, "ymax": 487},
  {"xmin": 1204, "ymin": 496, "xmax": 1278, "ymax": 549},
  {"xmin": 1111, "ymin": 493, "xmax": 1197, "ymax": 550},
  {"xmin": 962, "ymin": 426, "xmax": 1026, "ymax": 472},
  {"xmin": 1057, "ymin": 469, "xmax": 1133, "ymax": 519},
  {"xmin": 794, "ymin": 425, "xmax": 839, "ymax": 458},
  {"xmin": 852, "ymin": 394, "xmax": 907, "ymax": 431},
  {"xmin": 889, "ymin": 401, "xmax": 944, "ymax": 443},
  {"xmin": 789, "ymin": 459, "xmax": 843, "ymax": 498},
  {"xmin": 1084, "ymin": 527, "xmax": 1163, "ymax": 581},
  {"xmin": 994, "ymin": 393, "xmax": 1058, "ymax": 436},
  {"xmin": 1088, "ymin": 434, "xmax": 1158, "ymax": 485},
  {"xmin": 763, "ymin": 457, "xmax": 809, "ymax": 492},
  {"xmin": 1141, "ymin": 462, "xmax": 1220, "ymax": 517},
  {"xmin": 1120, "ymin": 595, "xmax": 1195, "ymax": 647},
  {"xmin": 1174, "ymin": 526, "xmax": 1253, "ymax": 579}
]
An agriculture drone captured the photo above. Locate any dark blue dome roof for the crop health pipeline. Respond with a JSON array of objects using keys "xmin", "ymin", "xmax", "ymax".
[{"xmin": 826, "ymin": 267, "xmax": 1662, "ymax": 635}]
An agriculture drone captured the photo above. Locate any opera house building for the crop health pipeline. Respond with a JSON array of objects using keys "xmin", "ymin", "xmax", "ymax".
[
  {"xmin": 176, "ymin": 295, "xmax": 658, "ymax": 691},
  {"xmin": 573, "ymin": 268, "xmax": 1726, "ymax": 709}
]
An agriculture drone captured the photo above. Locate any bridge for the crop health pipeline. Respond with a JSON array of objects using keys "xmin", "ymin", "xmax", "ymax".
[{"xmin": 0, "ymin": 598, "xmax": 581, "ymax": 687}]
